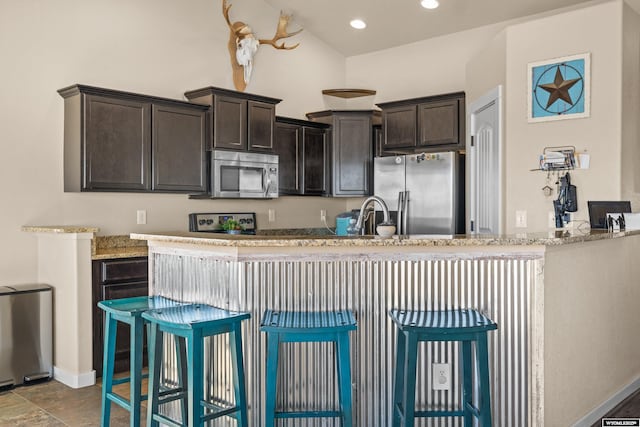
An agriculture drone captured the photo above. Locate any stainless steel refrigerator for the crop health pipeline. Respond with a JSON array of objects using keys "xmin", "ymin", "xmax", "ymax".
[{"xmin": 373, "ymin": 152, "xmax": 464, "ymax": 235}]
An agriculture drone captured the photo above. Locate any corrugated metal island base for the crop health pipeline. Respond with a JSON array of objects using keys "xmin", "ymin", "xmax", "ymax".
[{"xmin": 130, "ymin": 230, "xmax": 640, "ymax": 426}]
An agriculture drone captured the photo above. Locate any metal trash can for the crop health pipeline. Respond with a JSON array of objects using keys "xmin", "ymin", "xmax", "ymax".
[{"xmin": 0, "ymin": 284, "xmax": 52, "ymax": 389}]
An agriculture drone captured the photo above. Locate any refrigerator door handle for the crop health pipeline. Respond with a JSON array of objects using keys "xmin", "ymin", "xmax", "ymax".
[
  {"xmin": 397, "ymin": 191, "xmax": 404, "ymax": 235},
  {"xmin": 403, "ymin": 190, "xmax": 409, "ymax": 235}
]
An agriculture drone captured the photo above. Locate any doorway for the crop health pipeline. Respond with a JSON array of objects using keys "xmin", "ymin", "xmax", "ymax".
[{"xmin": 469, "ymin": 86, "xmax": 503, "ymax": 234}]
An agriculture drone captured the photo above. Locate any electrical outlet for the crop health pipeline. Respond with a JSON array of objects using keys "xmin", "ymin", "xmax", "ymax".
[
  {"xmin": 515, "ymin": 210, "xmax": 527, "ymax": 228},
  {"xmin": 320, "ymin": 209, "xmax": 327, "ymax": 223},
  {"xmin": 136, "ymin": 210, "xmax": 147, "ymax": 225},
  {"xmin": 268, "ymin": 209, "xmax": 276, "ymax": 223},
  {"xmin": 548, "ymin": 211, "xmax": 556, "ymax": 228},
  {"xmin": 432, "ymin": 363, "xmax": 450, "ymax": 390}
]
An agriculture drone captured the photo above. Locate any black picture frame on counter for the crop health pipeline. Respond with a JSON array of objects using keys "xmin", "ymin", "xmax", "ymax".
[{"xmin": 587, "ymin": 201, "xmax": 631, "ymax": 229}]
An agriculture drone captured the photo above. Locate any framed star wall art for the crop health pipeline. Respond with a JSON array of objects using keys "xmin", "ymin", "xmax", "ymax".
[{"xmin": 527, "ymin": 52, "xmax": 590, "ymax": 123}]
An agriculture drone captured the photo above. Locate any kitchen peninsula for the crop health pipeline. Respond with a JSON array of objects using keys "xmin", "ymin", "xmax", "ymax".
[{"xmin": 131, "ymin": 229, "xmax": 640, "ymax": 426}]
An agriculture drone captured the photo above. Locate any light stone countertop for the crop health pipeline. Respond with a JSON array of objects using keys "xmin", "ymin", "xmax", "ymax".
[
  {"xmin": 93, "ymin": 235, "xmax": 148, "ymax": 259},
  {"xmin": 21, "ymin": 225, "xmax": 99, "ymax": 234},
  {"xmin": 22, "ymin": 226, "xmax": 148, "ymax": 259},
  {"xmin": 131, "ymin": 228, "xmax": 640, "ymax": 248}
]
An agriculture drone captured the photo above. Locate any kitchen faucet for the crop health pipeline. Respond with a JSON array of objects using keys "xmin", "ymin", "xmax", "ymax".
[{"xmin": 355, "ymin": 196, "xmax": 392, "ymax": 234}]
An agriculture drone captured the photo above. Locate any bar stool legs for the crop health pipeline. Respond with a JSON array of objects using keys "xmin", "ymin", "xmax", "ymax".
[
  {"xmin": 143, "ymin": 304, "xmax": 250, "ymax": 427},
  {"xmin": 336, "ymin": 332, "xmax": 354, "ymax": 426},
  {"xmin": 462, "ymin": 340, "xmax": 473, "ymax": 427},
  {"xmin": 99, "ymin": 299, "xmax": 147, "ymax": 427},
  {"xmin": 390, "ymin": 309, "xmax": 497, "ymax": 427},
  {"xmin": 229, "ymin": 322, "xmax": 248, "ymax": 425},
  {"xmin": 477, "ymin": 333, "xmax": 492, "ymax": 427},
  {"xmin": 263, "ymin": 333, "xmax": 279, "ymax": 427},
  {"xmin": 261, "ymin": 310, "xmax": 357, "ymax": 427},
  {"xmin": 100, "ymin": 311, "xmax": 118, "ymax": 426}
]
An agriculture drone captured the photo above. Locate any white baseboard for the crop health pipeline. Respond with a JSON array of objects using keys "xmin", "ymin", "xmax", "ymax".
[
  {"xmin": 53, "ymin": 366, "xmax": 96, "ymax": 389},
  {"xmin": 573, "ymin": 375, "xmax": 640, "ymax": 426}
]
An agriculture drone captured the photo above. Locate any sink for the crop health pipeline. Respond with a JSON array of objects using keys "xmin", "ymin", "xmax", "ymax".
[{"xmin": 393, "ymin": 234, "xmax": 454, "ymax": 240}]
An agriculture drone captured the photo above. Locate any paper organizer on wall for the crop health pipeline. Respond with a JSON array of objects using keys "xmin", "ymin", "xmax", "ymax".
[
  {"xmin": 527, "ymin": 52, "xmax": 590, "ymax": 122},
  {"xmin": 536, "ymin": 146, "xmax": 590, "ymax": 171}
]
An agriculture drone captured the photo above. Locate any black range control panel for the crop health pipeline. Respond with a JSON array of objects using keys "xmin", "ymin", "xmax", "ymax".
[{"xmin": 188, "ymin": 213, "xmax": 256, "ymax": 234}]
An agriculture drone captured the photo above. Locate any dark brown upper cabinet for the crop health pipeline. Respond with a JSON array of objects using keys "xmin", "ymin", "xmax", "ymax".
[
  {"xmin": 418, "ymin": 98, "xmax": 460, "ymax": 147},
  {"xmin": 274, "ymin": 117, "xmax": 330, "ymax": 196},
  {"xmin": 58, "ymin": 85, "xmax": 208, "ymax": 193},
  {"xmin": 274, "ymin": 120, "xmax": 301, "ymax": 194},
  {"xmin": 213, "ymin": 95, "xmax": 246, "ymax": 150},
  {"xmin": 377, "ymin": 92, "xmax": 465, "ymax": 155},
  {"xmin": 306, "ymin": 110, "xmax": 380, "ymax": 197},
  {"xmin": 302, "ymin": 126, "xmax": 329, "ymax": 195},
  {"xmin": 152, "ymin": 104, "xmax": 207, "ymax": 192},
  {"xmin": 381, "ymin": 104, "xmax": 417, "ymax": 150},
  {"xmin": 184, "ymin": 87, "xmax": 280, "ymax": 153}
]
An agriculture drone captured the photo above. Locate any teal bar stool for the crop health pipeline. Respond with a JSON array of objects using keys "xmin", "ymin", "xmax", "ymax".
[
  {"xmin": 142, "ymin": 304, "xmax": 250, "ymax": 427},
  {"xmin": 98, "ymin": 295, "xmax": 188, "ymax": 427},
  {"xmin": 390, "ymin": 309, "xmax": 498, "ymax": 427},
  {"xmin": 260, "ymin": 310, "xmax": 357, "ymax": 427}
]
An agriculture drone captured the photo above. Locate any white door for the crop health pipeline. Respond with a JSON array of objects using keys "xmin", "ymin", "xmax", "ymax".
[{"xmin": 469, "ymin": 86, "xmax": 502, "ymax": 234}]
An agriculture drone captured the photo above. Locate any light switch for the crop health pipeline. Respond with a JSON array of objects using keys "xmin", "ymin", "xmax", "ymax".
[
  {"xmin": 515, "ymin": 210, "xmax": 527, "ymax": 228},
  {"xmin": 136, "ymin": 210, "xmax": 147, "ymax": 225}
]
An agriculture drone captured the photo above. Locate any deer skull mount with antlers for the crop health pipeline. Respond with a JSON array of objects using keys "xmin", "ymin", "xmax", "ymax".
[{"xmin": 222, "ymin": 0, "xmax": 302, "ymax": 92}]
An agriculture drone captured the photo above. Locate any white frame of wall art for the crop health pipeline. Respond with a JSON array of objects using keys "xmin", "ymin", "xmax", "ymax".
[{"xmin": 527, "ymin": 52, "xmax": 590, "ymax": 123}]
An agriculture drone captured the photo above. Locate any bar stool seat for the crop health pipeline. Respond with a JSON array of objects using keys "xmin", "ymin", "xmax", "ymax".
[
  {"xmin": 97, "ymin": 295, "xmax": 187, "ymax": 427},
  {"xmin": 260, "ymin": 310, "xmax": 357, "ymax": 427},
  {"xmin": 390, "ymin": 309, "xmax": 498, "ymax": 427},
  {"xmin": 142, "ymin": 304, "xmax": 250, "ymax": 427}
]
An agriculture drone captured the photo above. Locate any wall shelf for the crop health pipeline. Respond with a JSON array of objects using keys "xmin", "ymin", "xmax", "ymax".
[
  {"xmin": 530, "ymin": 145, "xmax": 576, "ymax": 171},
  {"xmin": 322, "ymin": 89, "xmax": 376, "ymax": 99}
]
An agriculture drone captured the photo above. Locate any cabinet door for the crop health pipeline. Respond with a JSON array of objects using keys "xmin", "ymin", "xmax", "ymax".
[
  {"xmin": 382, "ymin": 104, "xmax": 417, "ymax": 149},
  {"xmin": 373, "ymin": 125, "xmax": 385, "ymax": 157},
  {"xmin": 92, "ymin": 257, "xmax": 148, "ymax": 377},
  {"xmin": 303, "ymin": 127, "xmax": 328, "ymax": 195},
  {"xmin": 274, "ymin": 122, "xmax": 301, "ymax": 195},
  {"xmin": 84, "ymin": 94, "xmax": 151, "ymax": 191},
  {"xmin": 152, "ymin": 104, "xmax": 207, "ymax": 192},
  {"xmin": 332, "ymin": 113, "xmax": 372, "ymax": 196},
  {"xmin": 100, "ymin": 281, "xmax": 149, "ymax": 376},
  {"xmin": 418, "ymin": 98, "xmax": 460, "ymax": 147},
  {"xmin": 247, "ymin": 101, "xmax": 275, "ymax": 152},
  {"xmin": 214, "ymin": 95, "xmax": 247, "ymax": 150}
]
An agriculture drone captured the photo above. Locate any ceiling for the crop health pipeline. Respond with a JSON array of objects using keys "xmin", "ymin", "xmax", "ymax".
[{"xmin": 263, "ymin": 0, "xmax": 599, "ymax": 56}]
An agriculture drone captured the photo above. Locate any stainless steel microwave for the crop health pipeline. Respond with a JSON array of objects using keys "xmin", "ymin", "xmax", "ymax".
[{"xmin": 209, "ymin": 150, "xmax": 278, "ymax": 198}]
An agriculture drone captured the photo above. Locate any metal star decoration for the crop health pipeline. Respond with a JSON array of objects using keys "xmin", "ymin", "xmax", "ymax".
[{"xmin": 537, "ymin": 66, "xmax": 582, "ymax": 109}]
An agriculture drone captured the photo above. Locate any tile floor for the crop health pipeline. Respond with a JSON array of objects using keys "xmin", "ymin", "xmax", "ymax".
[
  {"xmin": 2, "ymin": 378, "xmax": 640, "ymax": 426},
  {"xmin": 0, "ymin": 378, "xmax": 146, "ymax": 427}
]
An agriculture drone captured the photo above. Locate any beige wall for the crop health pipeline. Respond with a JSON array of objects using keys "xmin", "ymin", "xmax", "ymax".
[
  {"xmin": 345, "ymin": 23, "xmax": 506, "ymax": 105},
  {"xmin": 465, "ymin": 31, "xmax": 507, "ymax": 106},
  {"xmin": 544, "ymin": 235, "xmax": 640, "ymax": 425},
  {"xmin": 465, "ymin": 32, "xmax": 508, "ymax": 232},
  {"xmin": 621, "ymin": 2, "xmax": 640, "ymax": 205},
  {"xmin": 505, "ymin": 0, "xmax": 624, "ymax": 232},
  {"xmin": 0, "ymin": 0, "xmax": 349, "ymax": 284}
]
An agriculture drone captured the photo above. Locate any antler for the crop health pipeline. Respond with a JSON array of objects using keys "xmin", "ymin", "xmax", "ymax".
[
  {"xmin": 258, "ymin": 12, "xmax": 302, "ymax": 50},
  {"xmin": 222, "ymin": 0, "xmax": 233, "ymax": 28}
]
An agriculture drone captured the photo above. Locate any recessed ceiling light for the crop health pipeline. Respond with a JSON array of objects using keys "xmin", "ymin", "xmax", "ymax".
[
  {"xmin": 350, "ymin": 19, "xmax": 367, "ymax": 30},
  {"xmin": 421, "ymin": 0, "xmax": 439, "ymax": 9}
]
